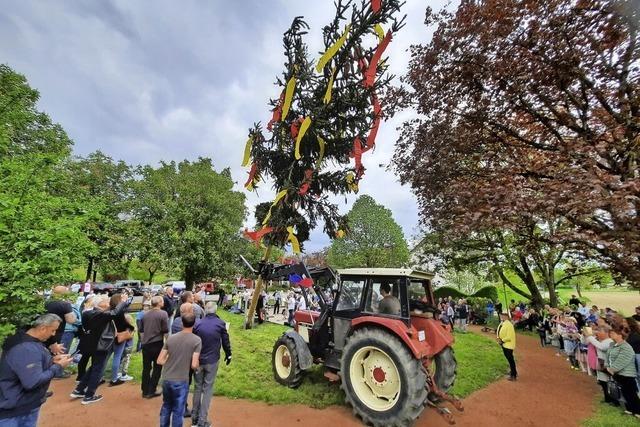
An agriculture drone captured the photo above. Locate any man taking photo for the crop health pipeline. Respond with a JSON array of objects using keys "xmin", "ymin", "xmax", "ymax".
[{"xmin": 0, "ymin": 314, "xmax": 73, "ymax": 426}]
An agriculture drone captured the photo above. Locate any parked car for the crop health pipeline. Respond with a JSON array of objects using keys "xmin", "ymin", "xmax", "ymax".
[
  {"xmin": 149, "ymin": 284, "xmax": 163, "ymax": 294},
  {"xmin": 164, "ymin": 280, "xmax": 186, "ymax": 293},
  {"xmin": 196, "ymin": 282, "xmax": 216, "ymax": 294},
  {"xmin": 112, "ymin": 280, "xmax": 146, "ymax": 296},
  {"xmin": 92, "ymin": 282, "xmax": 114, "ymax": 294}
]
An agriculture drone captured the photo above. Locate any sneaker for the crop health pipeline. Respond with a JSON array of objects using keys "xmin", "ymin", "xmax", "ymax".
[
  {"xmin": 119, "ymin": 374, "xmax": 134, "ymax": 381},
  {"xmin": 81, "ymin": 395, "xmax": 103, "ymax": 405},
  {"xmin": 624, "ymin": 410, "xmax": 633, "ymax": 415},
  {"xmin": 109, "ymin": 379, "xmax": 125, "ymax": 387},
  {"xmin": 69, "ymin": 390, "xmax": 85, "ymax": 399}
]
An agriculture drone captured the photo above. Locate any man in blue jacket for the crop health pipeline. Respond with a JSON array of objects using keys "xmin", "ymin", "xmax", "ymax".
[
  {"xmin": 0, "ymin": 314, "xmax": 73, "ymax": 426},
  {"xmin": 191, "ymin": 302, "xmax": 231, "ymax": 427}
]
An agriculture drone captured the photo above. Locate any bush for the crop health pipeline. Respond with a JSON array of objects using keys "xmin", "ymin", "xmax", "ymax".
[
  {"xmin": 471, "ymin": 286, "xmax": 499, "ymax": 301},
  {"xmin": 434, "ymin": 286, "xmax": 468, "ymax": 299}
]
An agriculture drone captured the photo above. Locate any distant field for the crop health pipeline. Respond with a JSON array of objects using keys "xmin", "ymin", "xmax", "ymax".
[{"xmin": 581, "ymin": 290, "xmax": 639, "ymax": 315}]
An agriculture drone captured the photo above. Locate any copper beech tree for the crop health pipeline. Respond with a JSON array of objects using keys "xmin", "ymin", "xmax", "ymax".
[{"xmin": 390, "ymin": 0, "xmax": 640, "ymax": 286}]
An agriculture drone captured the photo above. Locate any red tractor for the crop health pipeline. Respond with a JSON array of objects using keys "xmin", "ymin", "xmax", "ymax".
[{"xmin": 267, "ymin": 264, "xmax": 462, "ymax": 426}]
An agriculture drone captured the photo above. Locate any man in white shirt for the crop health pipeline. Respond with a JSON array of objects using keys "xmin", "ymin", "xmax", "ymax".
[
  {"xmin": 297, "ymin": 293, "xmax": 307, "ymax": 311},
  {"xmin": 287, "ymin": 293, "xmax": 296, "ymax": 325}
]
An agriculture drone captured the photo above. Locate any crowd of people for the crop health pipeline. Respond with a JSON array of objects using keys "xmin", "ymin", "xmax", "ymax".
[
  {"xmin": 487, "ymin": 295, "xmax": 640, "ymax": 420},
  {"xmin": 0, "ymin": 284, "xmax": 232, "ymax": 427}
]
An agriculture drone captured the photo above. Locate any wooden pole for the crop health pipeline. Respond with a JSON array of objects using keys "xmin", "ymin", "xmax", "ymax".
[{"xmin": 245, "ymin": 246, "xmax": 272, "ymax": 329}]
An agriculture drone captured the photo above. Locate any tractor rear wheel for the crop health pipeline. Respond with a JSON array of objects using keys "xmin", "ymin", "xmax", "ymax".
[
  {"xmin": 271, "ymin": 335, "xmax": 304, "ymax": 388},
  {"xmin": 434, "ymin": 346, "xmax": 457, "ymax": 393},
  {"xmin": 340, "ymin": 328, "xmax": 428, "ymax": 427}
]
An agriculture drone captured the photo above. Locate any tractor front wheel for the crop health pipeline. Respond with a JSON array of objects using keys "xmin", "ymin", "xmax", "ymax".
[
  {"xmin": 340, "ymin": 328, "xmax": 428, "ymax": 427},
  {"xmin": 271, "ymin": 335, "xmax": 304, "ymax": 388}
]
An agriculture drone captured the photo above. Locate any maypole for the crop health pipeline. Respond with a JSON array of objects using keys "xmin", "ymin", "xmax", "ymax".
[{"xmin": 241, "ymin": 0, "xmax": 405, "ymax": 329}]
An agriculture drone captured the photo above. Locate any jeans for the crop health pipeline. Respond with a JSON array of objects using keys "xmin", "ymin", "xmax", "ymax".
[
  {"xmin": 109, "ymin": 340, "xmax": 126, "ymax": 382},
  {"xmin": 77, "ymin": 351, "xmax": 109, "ymax": 398},
  {"xmin": 119, "ymin": 339, "xmax": 133, "ymax": 375},
  {"xmin": 159, "ymin": 380, "xmax": 189, "ymax": 427},
  {"xmin": 502, "ymin": 347, "xmax": 517, "ymax": 378},
  {"xmin": 141, "ymin": 341, "xmax": 164, "ymax": 396},
  {"xmin": 273, "ymin": 301, "xmax": 280, "ymax": 315},
  {"xmin": 61, "ymin": 331, "xmax": 75, "ymax": 354},
  {"xmin": 192, "ymin": 362, "xmax": 219, "ymax": 425},
  {"xmin": 0, "ymin": 408, "xmax": 40, "ymax": 427}
]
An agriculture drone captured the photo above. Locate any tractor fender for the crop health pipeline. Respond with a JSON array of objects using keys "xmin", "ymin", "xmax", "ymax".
[
  {"xmin": 284, "ymin": 331, "xmax": 313, "ymax": 370},
  {"xmin": 349, "ymin": 316, "xmax": 427, "ymax": 359}
]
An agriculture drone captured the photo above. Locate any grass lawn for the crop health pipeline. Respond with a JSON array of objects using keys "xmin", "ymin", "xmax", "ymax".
[
  {"xmin": 120, "ymin": 311, "xmax": 504, "ymax": 408},
  {"xmin": 582, "ymin": 400, "xmax": 640, "ymax": 427}
]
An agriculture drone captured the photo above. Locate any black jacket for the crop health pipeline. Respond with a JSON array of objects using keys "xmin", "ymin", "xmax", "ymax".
[{"xmin": 79, "ymin": 302, "xmax": 129, "ymax": 355}]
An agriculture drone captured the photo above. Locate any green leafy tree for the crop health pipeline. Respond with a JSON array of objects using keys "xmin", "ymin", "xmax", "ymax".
[
  {"xmin": 132, "ymin": 158, "xmax": 246, "ymax": 289},
  {"xmin": 327, "ymin": 195, "xmax": 409, "ymax": 268},
  {"xmin": 0, "ymin": 65, "xmax": 90, "ymax": 338},
  {"xmin": 68, "ymin": 151, "xmax": 134, "ymax": 281}
]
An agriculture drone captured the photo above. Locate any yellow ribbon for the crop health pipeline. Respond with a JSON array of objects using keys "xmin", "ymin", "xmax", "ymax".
[
  {"xmin": 295, "ymin": 117, "xmax": 312, "ymax": 160},
  {"xmin": 346, "ymin": 172, "xmax": 359, "ymax": 193},
  {"xmin": 282, "ymin": 76, "xmax": 296, "ymax": 121},
  {"xmin": 323, "ymin": 67, "xmax": 337, "ymax": 104},
  {"xmin": 374, "ymin": 24, "xmax": 385, "ymax": 43},
  {"xmin": 316, "ymin": 136, "xmax": 326, "ymax": 168},
  {"xmin": 241, "ymin": 135, "xmax": 253, "ymax": 167},
  {"xmin": 316, "ymin": 25, "xmax": 351, "ymax": 72},
  {"xmin": 287, "ymin": 226, "xmax": 301, "ymax": 254},
  {"xmin": 262, "ymin": 189, "xmax": 288, "ymax": 225}
]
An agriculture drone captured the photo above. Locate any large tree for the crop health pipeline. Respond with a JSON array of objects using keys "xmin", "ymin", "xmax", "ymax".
[
  {"xmin": 0, "ymin": 65, "xmax": 89, "ymax": 337},
  {"xmin": 327, "ymin": 194, "xmax": 410, "ymax": 268},
  {"xmin": 68, "ymin": 151, "xmax": 134, "ymax": 281},
  {"xmin": 391, "ymin": 0, "xmax": 640, "ymax": 286},
  {"xmin": 132, "ymin": 159, "xmax": 246, "ymax": 289}
]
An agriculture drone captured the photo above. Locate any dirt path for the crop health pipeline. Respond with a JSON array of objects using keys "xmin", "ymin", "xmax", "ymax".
[{"xmin": 40, "ymin": 330, "xmax": 598, "ymax": 427}]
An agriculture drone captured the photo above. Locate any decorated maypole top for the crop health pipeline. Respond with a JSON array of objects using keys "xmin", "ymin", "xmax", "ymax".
[{"xmin": 242, "ymin": 0, "xmax": 404, "ymax": 258}]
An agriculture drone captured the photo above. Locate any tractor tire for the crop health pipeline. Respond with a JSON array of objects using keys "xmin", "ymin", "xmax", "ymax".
[
  {"xmin": 271, "ymin": 335, "xmax": 304, "ymax": 388},
  {"xmin": 340, "ymin": 328, "xmax": 429, "ymax": 427},
  {"xmin": 434, "ymin": 346, "xmax": 457, "ymax": 393}
]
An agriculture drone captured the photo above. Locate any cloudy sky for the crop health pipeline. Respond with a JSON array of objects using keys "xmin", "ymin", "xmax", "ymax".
[{"xmin": 0, "ymin": 0, "xmax": 445, "ymax": 252}]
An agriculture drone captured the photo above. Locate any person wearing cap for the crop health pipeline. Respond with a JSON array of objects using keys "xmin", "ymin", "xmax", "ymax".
[{"xmin": 497, "ymin": 311, "xmax": 517, "ymax": 381}]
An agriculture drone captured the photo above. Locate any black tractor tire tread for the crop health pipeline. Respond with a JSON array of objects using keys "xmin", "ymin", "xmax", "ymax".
[
  {"xmin": 340, "ymin": 327, "xmax": 429, "ymax": 427},
  {"xmin": 434, "ymin": 346, "xmax": 457, "ymax": 393},
  {"xmin": 272, "ymin": 335, "xmax": 305, "ymax": 389}
]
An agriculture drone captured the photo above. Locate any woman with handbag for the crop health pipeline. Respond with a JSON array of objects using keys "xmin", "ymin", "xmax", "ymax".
[
  {"xmin": 70, "ymin": 294, "xmax": 130, "ymax": 405},
  {"xmin": 606, "ymin": 326, "xmax": 640, "ymax": 418},
  {"xmin": 108, "ymin": 292, "xmax": 135, "ymax": 386}
]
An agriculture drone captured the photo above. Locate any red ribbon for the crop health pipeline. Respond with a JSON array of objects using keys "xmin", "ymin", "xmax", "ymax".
[
  {"xmin": 350, "ymin": 136, "xmax": 363, "ymax": 171},
  {"xmin": 298, "ymin": 169, "xmax": 314, "ymax": 196},
  {"xmin": 267, "ymin": 92, "xmax": 285, "ymax": 131},
  {"xmin": 371, "ymin": 0, "xmax": 381, "ymax": 13},
  {"xmin": 365, "ymin": 30, "xmax": 392, "ymax": 87},
  {"xmin": 366, "ymin": 93, "xmax": 382, "ymax": 149},
  {"xmin": 244, "ymin": 162, "xmax": 259, "ymax": 188},
  {"xmin": 243, "ymin": 227, "xmax": 274, "ymax": 245}
]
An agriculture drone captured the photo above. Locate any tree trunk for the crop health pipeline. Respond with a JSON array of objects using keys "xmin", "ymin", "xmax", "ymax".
[
  {"xmin": 548, "ymin": 286, "xmax": 558, "ymax": 307},
  {"xmin": 184, "ymin": 265, "xmax": 196, "ymax": 291},
  {"xmin": 575, "ymin": 281, "xmax": 583, "ymax": 298},
  {"xmin": 148, "ymin": 267, "xmax": 156, "ymax": 286},
  {"xmin": 92, "ymin": 270, "xmax": 97, "ymax": 283},
  {"xmin": 85, "ymin": 257, "xmax": 94, "ymax": 282}
]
